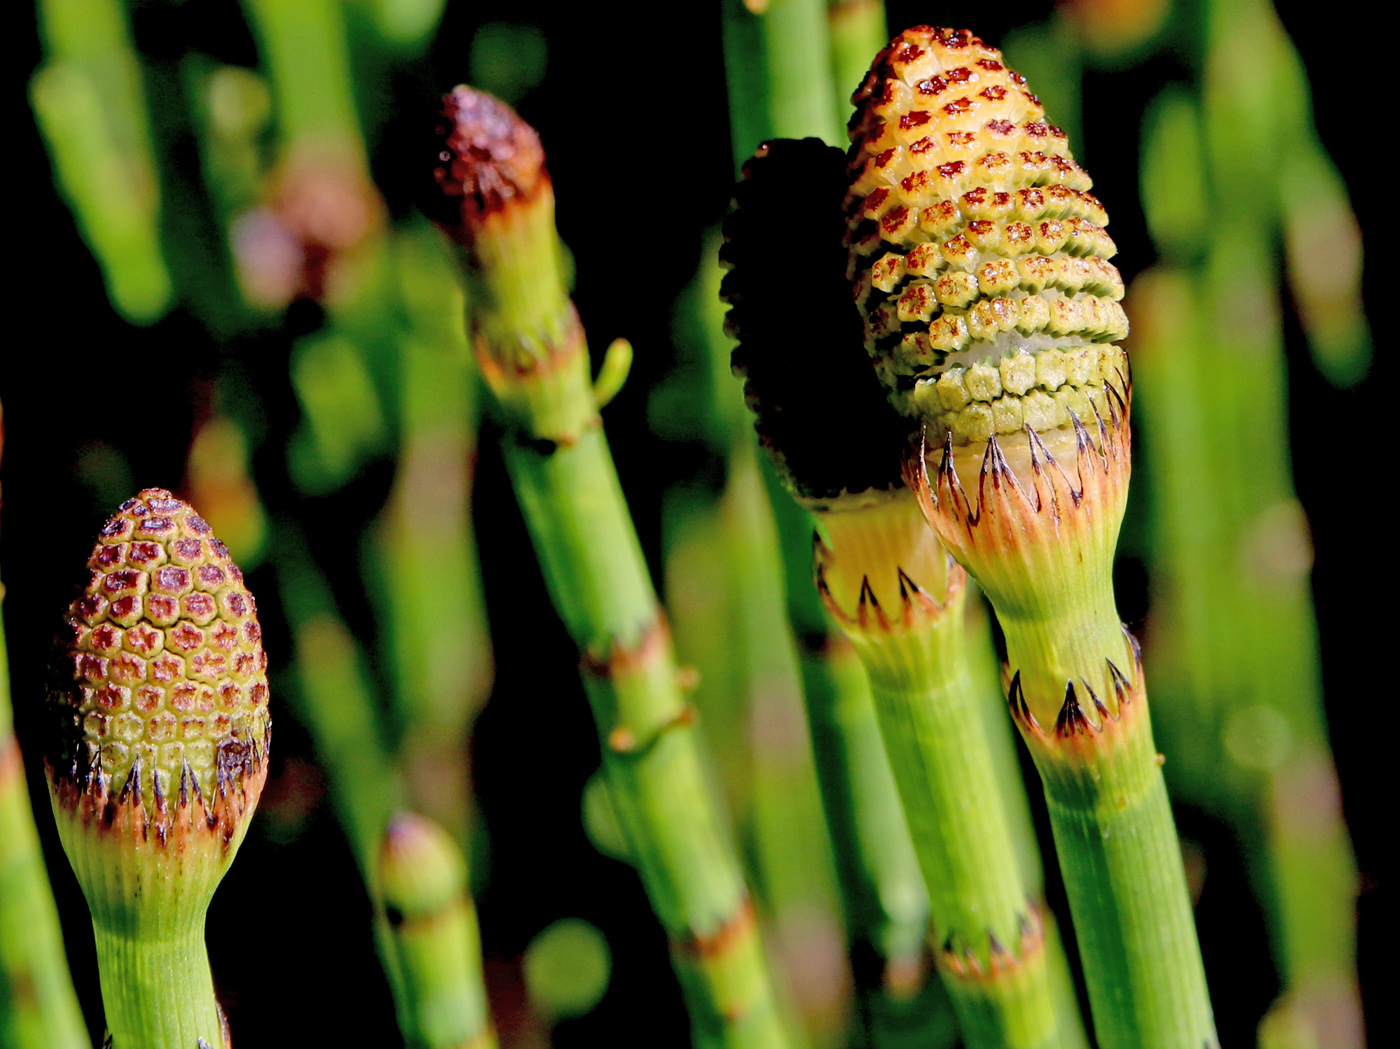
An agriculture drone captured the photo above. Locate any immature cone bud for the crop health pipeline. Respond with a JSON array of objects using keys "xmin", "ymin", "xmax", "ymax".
[
  {"xmin": 428, "ymin": 86, "xmax": 590, "ymax": 444},
  {"xmin": 845, "ymin": 27, "xmax": 1128, "ymax": 449},
  {"xmin": 49, "ymin": 489, "xmax": 270, "ymax": 848},
  {"xmin": 429, "ymin": 86, "xmax": 550, "ymax": 240}
]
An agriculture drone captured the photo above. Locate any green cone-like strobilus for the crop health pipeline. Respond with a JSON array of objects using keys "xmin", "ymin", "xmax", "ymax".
[{"xmin": 47, "ymin": 488, "xmax": 270, "ymax": 1049}]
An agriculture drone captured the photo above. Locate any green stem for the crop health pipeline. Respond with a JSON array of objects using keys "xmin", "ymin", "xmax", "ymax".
[
  {"xmin": 276, "ymin": 535, "xmax": 405, "ymax": 875},
  {"xmin": 0, "ymin": 612, "xmax": 88, "ymax": 1049},
  {"xmin": 241, "ymin": 0, "xmax": 365, "ymax": 157},
  {"xmin": 818, "ymin": 498, "xmax": 1087, "ymax": 1049},
  {"xmin": 375, "ymin": 229, "xmax": 494, "ymax": 847},
  {"xmin": 504, "ymin": 428, "xmax": 787, "ymax": 1047},
  {"xmin": 1005, "ymin": 602, "xmax": 1215, "ymax": 1049},
  {"xmin": 91, "ymin": 919, "xmax": 223, "ymax": 1049},
  {"xmin": 32, "ymin": 0, "xmax": 171, "ymax": 323},
  {"xmin": 380, "ymin": 814, "xmax": 495, "ymax": 1049}
]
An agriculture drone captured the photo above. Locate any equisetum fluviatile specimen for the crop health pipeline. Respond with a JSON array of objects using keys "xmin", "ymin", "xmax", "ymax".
[
  {"xmin": 844, "ymin": 27, "xmax": 1216, "ymax": 1049},
  {"xmin": 429, "ymin": 87, "xmax": 790, "ymax": 1048},
  {"xmin": 723, "ymin": 135, "xmax": 1087, "ymax": 1049},
  {"xmin": 47, "ymin": 489, "xmax": 270, "ymax": 1048}
]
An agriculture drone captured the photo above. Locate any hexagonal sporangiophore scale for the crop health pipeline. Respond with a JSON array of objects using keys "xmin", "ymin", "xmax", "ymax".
[{"xmin": 844, "ymin": 26, "xmax": 1129, "ymax": 447}]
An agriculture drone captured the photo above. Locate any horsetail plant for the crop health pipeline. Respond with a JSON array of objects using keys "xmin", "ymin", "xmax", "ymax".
[
  {"xmin": 46, "ymin": 489, "xmax": 270, "ymax": 1048},
  {"xmin": 723, "ymin": 135, "xmax": 1087, "ymax": 1049},
  {"xmin": 428, "ymin": 87, "xmax": 790, "ymax": 1048},
  {"xmin": 717, "ymin": 8, "xmax": 958, "ymax": 1041},
  {"xmin": 379, "ymin": 812, "xmax": 496, "ymax": 1049},
  {"xmin": 843, "ymin": 27, "xmax": 1215, "ymax": 1048}
]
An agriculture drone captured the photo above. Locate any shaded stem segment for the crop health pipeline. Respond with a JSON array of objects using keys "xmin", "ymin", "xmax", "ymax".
[{"xmin": 379, "ymin": 813, "xmax": 496, "ymax": 1049}]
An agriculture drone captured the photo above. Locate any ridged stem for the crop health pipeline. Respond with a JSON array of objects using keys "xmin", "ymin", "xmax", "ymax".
[
  {"xmin": 818, "ymin": 497, "xmax": 1086, "ymax": 1049},
  {"xmin": 1004, "ymin": 596, "xmax": 1216, "ymax": 1049},
  {"xmin": 504, "ymin": 421, "xmax": 785, "ymax": 1048},
  {"xmin": 442, "ymin": 86, "xmax": 789, "ymax": 1046},
  {"xmin": 0, "ymin": 600, "xmax": 89, "ymax": 1049},
  {"xmin": 795, "ymin": 635, "xmax": 944, "ymax": 1033},
  {"xmin": 90, "ymin": 919, "xmax": 223, "ymax": 1049}
]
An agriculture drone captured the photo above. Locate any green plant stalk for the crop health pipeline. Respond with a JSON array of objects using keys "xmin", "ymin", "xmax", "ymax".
[
  {"xmin": 0, "ymin": 607, "xmax": 89, "ymax": 1049},
  {"xmin": 374, "ymin": 228, "xmax": 494, "ymax": 847},
  {"xmin": 722, "ymin": 0, "xmax": 842, "ymax": 163},
  {"xmin": 379, "ymin": 814, "xmax": 495, "ymax": 1049},
  {"xmin": 816, "ymin": 497, "xmax": 1086, "ymax": 1049},
  {"xmin": 826, "ymin": 0, "xmax": 888, "ymax": 123},
  {"xmin": 986, "ymin": 555, "xmax": 1216, "ymax": 1049},
  {"xmin": 1133, "ymin": 4, "xmax": 1365, "ymax": 1037},
  {"xmin": 716, "ymin": 9, "xmax": 959, "ymax": 1040},
  {"xmin": 32, "ymin": 0, "xmax": 172, "ymax": 323},
  {"xmin": 276, "ymin": 536, "xmax": 405, "ymax": 875},
  {"xmin": 671, "ymin": 242, "xmax": 946, "ymax": 1043},
  {"xmin": 504, "ymin": 424, "xmax": 787, "ymax": 1048},
  {"xmin": 87, "ymin": 916, "xmax": 223, "ymax": 1049},
  {"xmin": 438, "ymin": 105, "xmax": 787, "ymax": 1045},
  {"xmin": 1131, "ymin": 254, "xmax": 1361, "ymax": 1045},
  {"xmin": 766, "ymin": 482, "xmax": 953, "ymax": 1049},
  {"xmin": 241, "ymin": 0, "xmax": 365, "ymax": 157},
  {"xmin": 721, "ymin": 448, "xmax": 846, "ymax": 1048}
]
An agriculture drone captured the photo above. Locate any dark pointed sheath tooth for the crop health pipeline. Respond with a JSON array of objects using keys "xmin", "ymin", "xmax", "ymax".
[
  {"xmin": 859, "ymin": 575, "xmax": 880, "ymax": 612},
  {"xmin": 1085, "ymin": 679, "xmax": 1113, "ymax": 722},
  {"xmin": 1056, "ymin": 681, "xmax": 1090, "ymax": 737},
  {"xmin": 119, "ymin": 758, "xmax": 141, "ymax": 806},
  {"xmin": 1007, "ymin": 670, "xmax": 1024, "ymax": 719}
]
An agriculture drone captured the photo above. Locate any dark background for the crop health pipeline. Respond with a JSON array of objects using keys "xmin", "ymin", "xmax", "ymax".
[{"xmin": 7, "ymin": 2, "xmax": 1383, "ymax": 1045}]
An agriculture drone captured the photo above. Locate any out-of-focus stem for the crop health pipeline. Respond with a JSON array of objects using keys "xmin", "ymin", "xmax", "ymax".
[
  {"xmin": 826, "ymin": 0, "xmax": 887, "ymax": 123},
  {"xmin": 31, "ymin": 0, "xmax": 172, "ymax": 323},
  {"xmin": 276, "ymin": 536, "xmax": 405, "ymax": 875},
  {"xmin": 241, "ymin": 0, "xmax": 365, "ymax": 157},
  {"xmin": 1132, "ymin": 3, "xmax": 1367, "ymax": 1040},
  {"xmin": 0, "ymin": 472, "xmax": 89, "ymax": 1049},
  {"xmin": 375, "ymin": 229, "xmax": 494, "ymax": 846}
]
